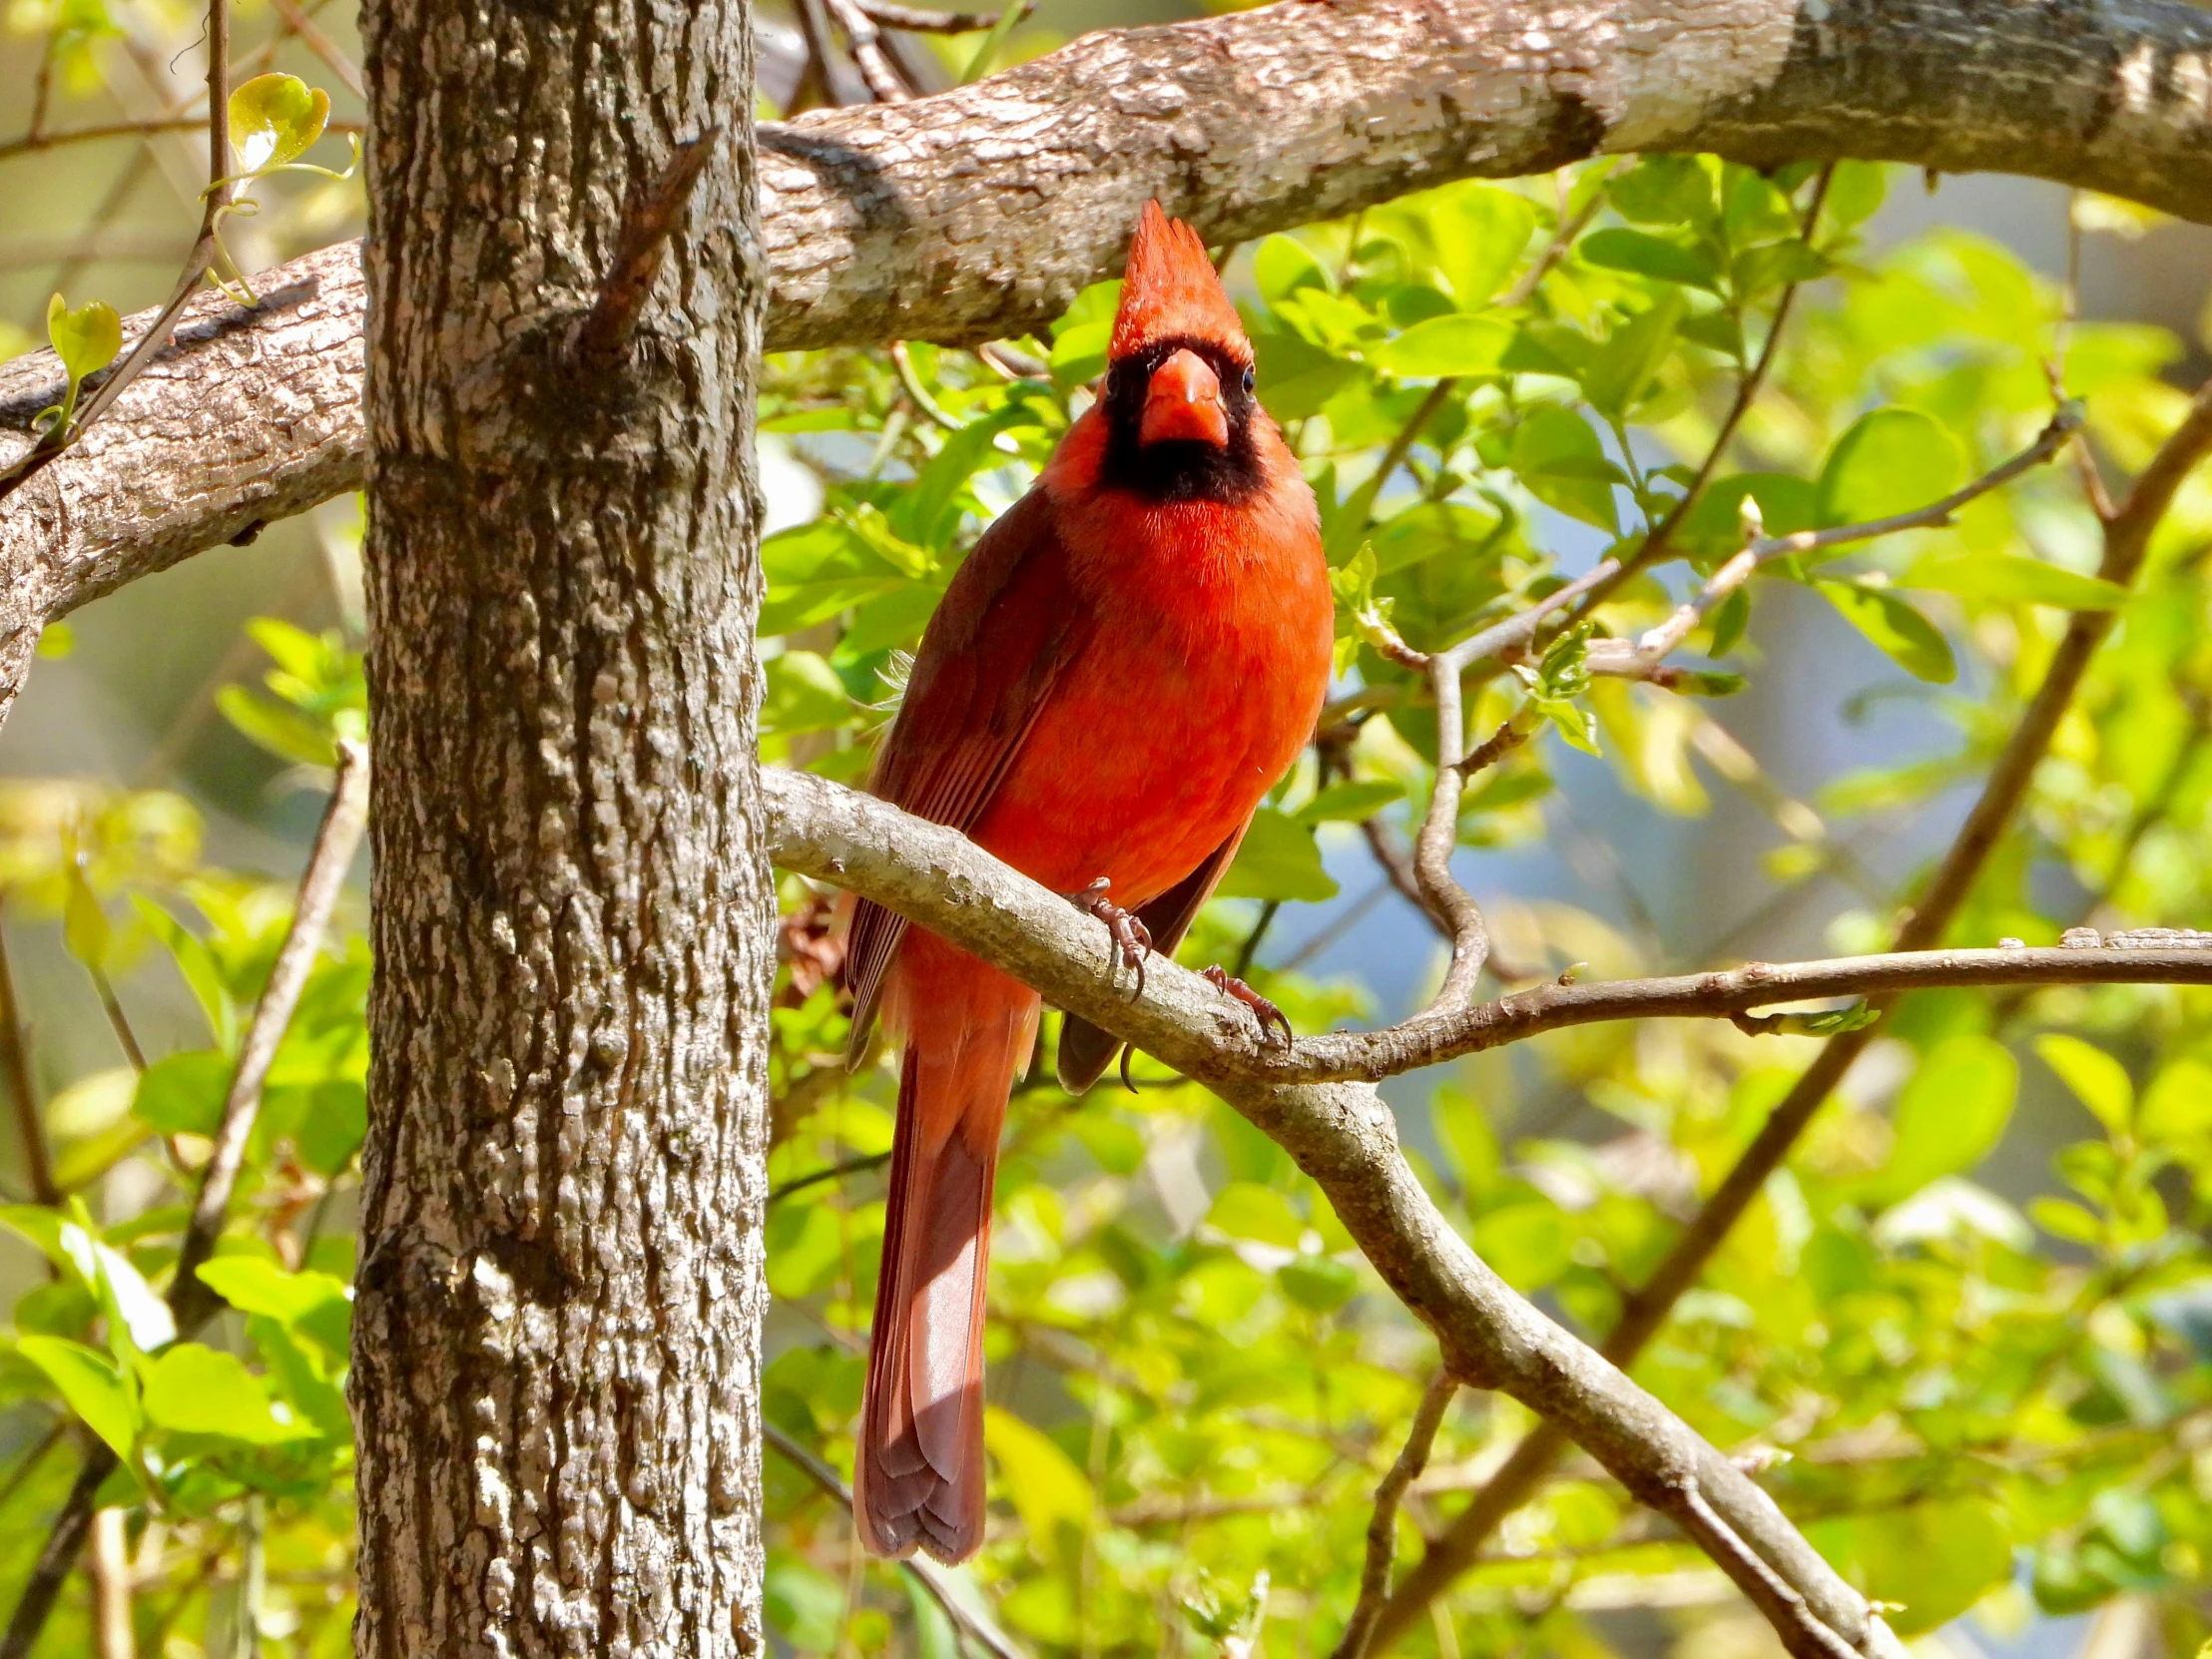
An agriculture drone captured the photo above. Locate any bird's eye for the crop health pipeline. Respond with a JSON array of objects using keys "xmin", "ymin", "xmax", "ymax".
[{"xmin": 1240, "ymin": 363, "xmax": 1256, "ymax": 396}]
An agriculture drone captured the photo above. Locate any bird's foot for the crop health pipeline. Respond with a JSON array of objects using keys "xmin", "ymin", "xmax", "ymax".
[
  {"xmin": 1203, "ymin": 965, "xmax": 1294, "ymax": 1048},
  {"xmin": 1065, "ymin": 877, "xmax": 1152, "ymax": 998}
]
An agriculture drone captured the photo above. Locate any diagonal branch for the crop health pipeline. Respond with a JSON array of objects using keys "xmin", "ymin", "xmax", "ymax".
[
  {"xmin": 1332, "ymin": 1370, "xmax": 1458, "ymax": 1659},
  {"xmin": 12, "ymin": 0, "xmax": 2212, "ymax": 728}
]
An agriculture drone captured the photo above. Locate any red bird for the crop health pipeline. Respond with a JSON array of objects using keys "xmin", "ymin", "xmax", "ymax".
[{"xmin": 845, "ymin": 203, "xmax": 1335, "ymax": 1562}]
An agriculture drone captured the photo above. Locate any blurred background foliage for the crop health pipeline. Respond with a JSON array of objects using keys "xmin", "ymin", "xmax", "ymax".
[{"xmin": 6, "ymin": 3, "xmax": 2212, "ymax": 1659}]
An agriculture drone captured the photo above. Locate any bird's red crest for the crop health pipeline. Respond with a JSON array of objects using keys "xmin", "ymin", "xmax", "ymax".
[{"xmin": 1111, "ymin": 202, "xmax": 1249, "ymax": 362}]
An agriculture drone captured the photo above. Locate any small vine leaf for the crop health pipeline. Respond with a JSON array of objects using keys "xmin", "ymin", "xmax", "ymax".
[
  {"xmin": 229, "ymin": 73, "xmax": 331, "ymax": 173},
  {"xmin": 45, "ymin": 292, "xmax": 121, "ymax": 383}
]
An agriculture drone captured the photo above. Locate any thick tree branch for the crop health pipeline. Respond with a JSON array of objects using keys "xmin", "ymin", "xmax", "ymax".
[{"xmin": 9, "ymin": 0, "xmax": 2212, "ymax": 725}]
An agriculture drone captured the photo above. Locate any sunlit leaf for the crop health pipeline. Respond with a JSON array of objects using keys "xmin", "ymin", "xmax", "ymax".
[
  {"xmin": 229, "ymin": 72, "xmax": 332, "ymax": 174},
  {"xmin": 45, "ymin": 291, "xmax": 121, "ymax": 383}
]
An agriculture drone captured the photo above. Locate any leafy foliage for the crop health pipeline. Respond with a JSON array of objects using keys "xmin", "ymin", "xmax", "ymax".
[{"xmin": 7, "ymin": 129, "xmax": 2212, "ymax": 1659}]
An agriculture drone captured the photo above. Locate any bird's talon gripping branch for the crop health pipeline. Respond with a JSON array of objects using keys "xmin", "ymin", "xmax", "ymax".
[
  {"xmin": 1204, "ymin": 964, "xmax": 1293, "ymax": 1048},
  {"xmin": 1067, "ymin": 876, "xmax": 1153, "ymax": 997}
]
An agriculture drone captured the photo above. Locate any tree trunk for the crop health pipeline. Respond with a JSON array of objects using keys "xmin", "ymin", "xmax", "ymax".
[{"xmin": 349, "ymin": 4, "xmax": 772, "ymax": 1655}]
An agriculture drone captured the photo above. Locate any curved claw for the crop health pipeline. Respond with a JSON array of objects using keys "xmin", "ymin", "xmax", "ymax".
[
  {"xmin": 1203, "ymin": 965, "xmax": 1294, "ymax": 1048},
  {"xmin": 1065, "ymin": 877, "xmax": 1153, "ymax": 1000}
]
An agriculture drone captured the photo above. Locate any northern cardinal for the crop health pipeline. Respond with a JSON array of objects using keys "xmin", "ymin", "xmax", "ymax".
[{"xmin": 845, "ymin": 203, "xmax": 1335, "ymax": 1562}]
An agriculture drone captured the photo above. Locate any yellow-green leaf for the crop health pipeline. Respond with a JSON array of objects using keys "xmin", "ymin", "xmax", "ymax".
[
  {"xmin": 2035, "ymin": 1033, "xmax": 2134, "ymax": 1135},
  {"xmin": 45, "ymin": 291, "xmax": 121, "ymax": 383},
  {"xmin": 16, "ymin": 1335, "xmax": 137, "ymax": 1457},
  {"xmin": 229, "ymin": 72, "xmax": 331, "ymax": 173}
]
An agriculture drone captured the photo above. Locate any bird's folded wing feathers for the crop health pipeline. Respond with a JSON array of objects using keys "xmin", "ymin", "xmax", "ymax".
[{"xmin": 843, "ymin": 487, "xmax": 1093, "ymax": 1058}]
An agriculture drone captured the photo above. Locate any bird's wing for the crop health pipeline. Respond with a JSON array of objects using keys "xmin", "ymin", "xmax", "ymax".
[
  {"xmin": 1054, "ymin": 819, "xmax": 1250, "ymax": 1094},
  {"xmin": 844, "ymin": 486, "xmax": 1090, "ymax": 1059}
]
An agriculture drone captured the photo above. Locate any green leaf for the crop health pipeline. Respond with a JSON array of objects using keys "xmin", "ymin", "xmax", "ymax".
[
  {"xmin": 1732, "ymin": 238, "xmax": 1829, "ymax": 300},
  {"xmin": 1277, "ymin": 1255, "xmax": 1358, "ymax": 1314},
  {"xmin": 1609, "ymin": 156, "xmax": 1717, "ymax": 227},
  {"xmin": 45, "ymin": 291, "xmax": 121, "ymax": 383},
  {"xmin": 1815, "ymin": 408, "xmax": 1965, "ymax": 527},
  {"xmin": 1514, "ymin": 621, "xmax": 1601, "ymax": 756},
  {"xmin": 2034, "ymin": 1034, "xmax": 2134, "ymax": 1135},
  {"xmin": 1217, "ymin": 807, "xmax": 1339, "ymax": 903},
  {"xmin": 1249, "ymin": 321, "xmax": 1359, "ymax": 422},
  {"xmin": 1578, "ymin": 228, "xmax": 1719, "ymax": 290},
  {"xmin": 1296, "ymin": 780, "xmax": 1405, "ymax": 825},
  {"xmin": 984, "ymin": 1406, "xmax": 1094, "ymax": 1557},
  {"xmin": 1253, "ymin": 235, "xmax": 1330, "ymax": 306},
  {"xmin": 1427, "ymin": 183, "xmax": 1538, "ymax": 309},
  {"xmin": 228, "ymin": 72, "xmax": 331, "ymax": 173},
  {"xmin": 1815, "ymin": 580, "xmax": 1955, "ymax": 683},
  {"xmin": 1368, "ymin": 314, "xmax": 1512, "ymax": 378},
  {"xmin": 1580, "ymin": 290, "xmax": 1686, "ymax": 420},
  {"xmin": 141, "ymin": 1343, "xmax": 313, "ymax": 1442},
  {"xmin": 1207, "ymin": 1182, "xmax": 1305, "ymax": 1250},
  {"xmin": 130, "ymin": 897, "xmax": 235, "ymax": 1048},
  {"xmin": 1366, "ymin": 183, "xmax": 1536, "ymax": 310},
  {"xmin": 196, "ymin": 1258, "xmax": 352, "ymax": 1364},
  {"xmin": 1809, "ymin": 1498, "xmax": 2010, "ymax": 1636},
  {"xmin": 1856, "ymin": 1036, "xmax": 2017, "ymax": 1206},
  {"xmin": 15, "ymin": 1336, "xmax": 136, "ymax": 1456},
  {"xmin": 62, "ymin": 856, "xmax": 111, "ymax": 970},
  {"xmin": 1708, "ymin": 588, "xmax": 1752, "ymax": 656},
  {"xmin": 1679, "ymin": 473, "xmax": 1817, "ymax": 557},
  {"xmin": 1824, "ymin": 160, "xmax": 1889, "ymax": 228},
  {"xmin": 2140, "ymin": 1059, "xmax": 2212, "ymax": 1144},
  {"xmin": 1509, "ymin": 406, "xmax": 1622, "ymax": 532},
  {"xmin": 1471, "ymin": 1203, "xmax": 1572, "ymax": 1291},
  {"xmin": 762, "ymin": 650, "xmax": 851, "ymax": 738},
  {"xmin": 134, "ymin": 1049, "xmax": 233, "ymax": 1137},
  {"xmin": 1900, "ymin": 553, "xmax": 2127, "ymax": 611}
]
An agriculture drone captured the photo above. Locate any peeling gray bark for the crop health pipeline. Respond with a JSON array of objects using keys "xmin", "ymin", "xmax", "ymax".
[
  {"xmin": 7, "ymin": 0, "xmax": 2212, "ymax": 729},
  {"xmin": 348, "ymin": 3, "xmax": 773, "ymax": 1656}
]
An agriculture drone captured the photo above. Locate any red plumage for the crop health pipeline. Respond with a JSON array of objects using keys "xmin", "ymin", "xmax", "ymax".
[{"xmin": 848, "ymin": 202, "xmax": 1335, "ymax": 1562}]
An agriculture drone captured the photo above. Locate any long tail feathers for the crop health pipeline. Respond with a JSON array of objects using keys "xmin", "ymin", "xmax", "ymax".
[{"xmin": 856, "ymin": 968, "xmax": 1032, "ymax": 1562}]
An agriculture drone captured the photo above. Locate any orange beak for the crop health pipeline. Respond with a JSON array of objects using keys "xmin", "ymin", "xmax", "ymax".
[{"xmin": 1138, "ymin": 348, "xmax": 1230, "ymax": 448}]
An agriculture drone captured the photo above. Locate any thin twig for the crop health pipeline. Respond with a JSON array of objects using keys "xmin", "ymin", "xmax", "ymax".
[
  {"xmin": 761, "ymin": 1420, "xmax": 1031, "ymax": 1659},
  {"xmin": 767, "ymin": 1151, "xmax": 890, "ymax": 1206},
  {"xmin": 87, "ymin": 968, "xmax": 148, "ymax": 1074},
  {"xmin": 1332, "ymin": 1371, "xmax": 1457, "ymax": 1659},
  {"xmin": 890, "ymin": 340, "xmax": 962, "ymax": 432},
  {"xmin": 264, "ymin": 0, "xmax": 364, "ymax": 100},
  {"xmin": 1672, "ymin": 1485, "xmax": 1858, "ymax": 1659},
  {"xmin": 575, "ymin": 130, "xmax": 721, "ymax": 373},
  {"xmin": 1624, "ymin": 165, "xmax": 1836, "ymax": 584},
  {"xmin": 1499, "ymin": 162, "xmax": 1618, "ymax": 309},
  {"xmin": 170, "ymin": 739, "xmax": 366, "ymax": 1333},
  {"xmin": 827, "ymin": 0, "xmax": 915, "ymax": 102},
  {"xmin": 854, "ymin": 0, "xmax": 1026, "ymax": 32},
  {"xmin": 0, "ymin": 905, "xmax": 57, "ymax": 1207}
]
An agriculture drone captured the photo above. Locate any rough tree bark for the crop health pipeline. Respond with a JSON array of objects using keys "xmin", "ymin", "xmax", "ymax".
[
  {"xmin": 6, "ymin": 0, "xmax": 2212, "ymax": 723},
  {"xmin": 348, "ymin": 3, "xmax": 773, "ymax": 1655}
]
